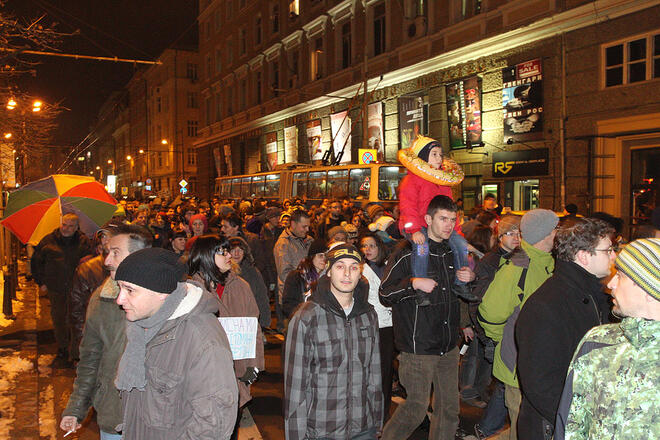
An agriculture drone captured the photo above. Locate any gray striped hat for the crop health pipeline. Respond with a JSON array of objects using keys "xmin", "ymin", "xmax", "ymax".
[{"xmin": 615, "ymin": 238, "xmax": 660, "ymax": 301}]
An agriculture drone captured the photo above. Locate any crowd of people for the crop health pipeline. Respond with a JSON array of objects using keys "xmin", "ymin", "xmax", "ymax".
[{"xmin": 26, "ymin": 137, "xmax": 658, "ymax": 440}]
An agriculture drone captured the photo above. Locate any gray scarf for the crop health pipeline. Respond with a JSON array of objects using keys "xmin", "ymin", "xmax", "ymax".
[{"xmin": 114, "ymin": 282, "xmax": 188, "ymax": 391}]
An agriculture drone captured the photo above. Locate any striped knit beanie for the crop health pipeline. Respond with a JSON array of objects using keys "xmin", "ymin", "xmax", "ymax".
[{"xmin": 615, "ymin": 238, "xmax": 660, "ymax": 301}]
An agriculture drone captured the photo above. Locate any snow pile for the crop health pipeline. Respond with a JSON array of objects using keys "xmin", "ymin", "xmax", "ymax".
[
  {"xmin": 0, "ymin": 349, "xmax": 35, "ymax": 435},
  {"xmin": 39, "ymin": 384, "xmax": 57, "ymax": 439}
]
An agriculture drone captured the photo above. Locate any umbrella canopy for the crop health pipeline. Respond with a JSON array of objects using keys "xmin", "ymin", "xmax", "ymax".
[{"xmin": 1, "ymin": 174, "xmax": 118, "ymax": 245}]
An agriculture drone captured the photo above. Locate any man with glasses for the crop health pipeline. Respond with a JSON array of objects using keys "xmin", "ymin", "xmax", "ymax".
[
  {"xmin": 555, "ymin": 238, "xmax": 659, "ymax": 440},
  {"xmin": 515, "ymin": 218, "xmax": 615, "ymax": 440}
]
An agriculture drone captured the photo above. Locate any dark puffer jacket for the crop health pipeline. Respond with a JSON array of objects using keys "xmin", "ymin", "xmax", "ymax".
[
  {"xmin": 379, "ymin": 238, "xmax": 459, "ymax": 356},
  {"xmin": 31, "ymin": 229, "xmax": 93, "ymax": 294},
  {"xmin": 69, "ymin": 255, "xmax": 109, "ymax": 359}
]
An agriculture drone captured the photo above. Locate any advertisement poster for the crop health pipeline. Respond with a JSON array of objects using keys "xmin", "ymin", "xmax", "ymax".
[
  {"xmin": 265, "ymin": 132, "xmax": 278, "ymax": 171},
  {"xmin": 399, "ymin": 94, "xmax": 425, "ymax": 150},
  {"xmin": 446, "ymin": 76, "xmax": 482, "ymax": 149},
  {"xmin": 502, "ymin": 59, "xmax": 543, "ymax": 143},
  {"xmin": 284, "ymin": 126, "xmax": 298, "ymax": 163},
  {"xmin": 492, "ymin": 148, "xmax": 549, "ymax": 177},
  {"xmin": 306, "ymin": 119, "xmax": 323, "ymax": 161},
  {"xmin": 330, "ymin": 110, "xmax": 352, "ymax": 163},
  {"xmin": 367, "ymin": 102, "xmax": 384, "ymax": 160},
  {"xmin": 223, "ymin": 144, "xmax": 233, "ymax": 175}
]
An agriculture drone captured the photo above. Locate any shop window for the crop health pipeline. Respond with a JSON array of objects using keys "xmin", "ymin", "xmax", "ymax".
[
  {"xmin": 373, "ymin": 3, "xmax": 386, "ymax": 56},
  {"xmin": 603, "ymin": 31, "xmax": 660, "ymax": 87}
]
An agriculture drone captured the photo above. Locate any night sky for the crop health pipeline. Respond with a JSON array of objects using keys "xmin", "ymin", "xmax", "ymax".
[{"xmin": 5, "ymin": 0, "xmax": 198, "ymax": 146}]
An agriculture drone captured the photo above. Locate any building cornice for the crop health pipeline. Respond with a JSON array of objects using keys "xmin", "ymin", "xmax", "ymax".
[
  {"xmin": 235, "ymin": 64, "xmax": 249, "ymax": 79},
  {"xmin": 302, "ymin": 15, "xmax": 329, "ymax": 39},
  {"xmin": 328, "ymin": 0, "xmax": 356, "ymax": 24},
  {"xmin": 282, "ymin": 30, "xmax": 304, "ymax": 51},
  {"xmin": 194, "ymin": 0, "xmax": 659, "ymax": 147},
  {"xmin": 264, "ymin": 43, "xmax": 282, "ymax": 61},
  {"xmin": 248, "ymin": 54, "xmax": 265, "ymax": 70}
]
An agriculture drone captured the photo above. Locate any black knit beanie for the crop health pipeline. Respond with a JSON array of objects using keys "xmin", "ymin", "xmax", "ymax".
[{"xmin": 115, "ymin": 248, "xmax": 187, "ymax": 294}]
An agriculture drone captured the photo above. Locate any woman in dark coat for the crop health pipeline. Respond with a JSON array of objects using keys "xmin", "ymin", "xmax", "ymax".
[{"xmin": 281, "ymin": 239, "xmax": 327, "ymax": 319}]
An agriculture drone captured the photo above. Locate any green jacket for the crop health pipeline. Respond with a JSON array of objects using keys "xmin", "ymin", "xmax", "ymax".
[
  {"xmin": 62, "ymin": 278, "xmax": 126, "ymax": 434},
  {"xmin": 556, "ymin": 318, "xmax": 660, "ymax": 440},
  {"xmin": 477, "ymin": 240, "xmax": 554, "ymax": 387}
]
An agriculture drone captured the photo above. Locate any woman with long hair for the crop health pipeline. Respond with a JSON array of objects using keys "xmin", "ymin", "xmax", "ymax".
[
  {"xmin": 188, "ymin": 234, "xmax": 265, "ymax": 434},
  {"xmin": 281, "ymin": 239, "xmax": 327, "ymax": 319},
  {"xmin": 359, "ymin": 233, "xmax": 394, "ymax": 423},
  {"xmin": 228, "ymin": 236, "xmax": 271, "ymax": 329}
]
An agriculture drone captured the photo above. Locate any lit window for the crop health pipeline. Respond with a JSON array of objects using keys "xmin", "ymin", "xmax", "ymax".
[
  {"xmin": 289, "ymin": 0, "xmax": 299, "ymax": 18},
  {"xmin": 310, "ymin": 38, "xmax": 323, "ymax": 80}
]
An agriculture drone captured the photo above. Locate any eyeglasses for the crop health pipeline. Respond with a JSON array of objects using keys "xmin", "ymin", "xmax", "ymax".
[
  {"xmin": 593, "ymin": 246, "xmax": 616, "ymax": 254},
  {"xmin": 215, "ymin": 248, "xmax": 230, "ymax": 256},
  {"xmin": 501, "ymin": 231, "xmax": 520, "ymax": 237}
]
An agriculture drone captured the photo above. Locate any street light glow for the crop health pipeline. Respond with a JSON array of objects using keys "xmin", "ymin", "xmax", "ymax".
[
  {"xmin": 126, "ymin": 155, "xmax": 132, "ymax": 160},
  {"xmin": 107, "ymin": 159, "xmax": 113, "ymax": 164},
  {"xmin": 95, "ymin": 166, "xmax": 100, "ymax": 170},
  {"xmin": 32, "ymin": 101, "xmax": 42, "ymax": 112},
  {"xmin": 139, "ymin": 149, "xmax": 145, "ymax": 154},
  {"xmin": 161, "ymin": 139, "xmax": 168, "ymax": 145},
  {"xmin": 7, "ymin": 99, "xmax": 16, "ymax": 110},
  {"xmin": 90, "ymin": 171, "xmax": 94, "ymax": 175},
  {"xmin": 4, "ymin": 133, "xmax": 11, "ymax": 139}
]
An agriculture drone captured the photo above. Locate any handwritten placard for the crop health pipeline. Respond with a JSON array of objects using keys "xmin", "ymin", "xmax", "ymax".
[{"xmin": 218, "ymin": 317, "xmax": 258, "ymax": 360}]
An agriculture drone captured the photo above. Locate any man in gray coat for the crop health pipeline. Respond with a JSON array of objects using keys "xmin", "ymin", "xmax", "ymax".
[
  {"xmin": 114, "ymin": 247, "xmax": 238, "ymax": 439},
  {"xmin": 60, "ymin": 223, "xmax": 152, "ymax": 439}
]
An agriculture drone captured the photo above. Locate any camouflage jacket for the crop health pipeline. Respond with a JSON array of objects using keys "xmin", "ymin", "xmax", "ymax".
[{"xmin": 555, "ymin": 317, "xmax": 660, "ymax": 440}]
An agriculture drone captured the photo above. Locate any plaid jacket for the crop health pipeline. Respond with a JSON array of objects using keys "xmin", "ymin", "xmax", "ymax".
[{"xmin": 284, "ymin": 275, "xmax": 383, "ymax": 440}]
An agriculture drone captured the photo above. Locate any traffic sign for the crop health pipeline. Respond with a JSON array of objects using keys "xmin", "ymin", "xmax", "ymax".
[
  {"xmin": 121, "ymin": 187, "xmax": 128, "ymax": 195},
  {"xmin": 180, "ymin": 187, "xmax": 188, "ymax": 194},
  {"xmin": 146, "ymin": 178, "xmax": 152, "ymax": 185},
  {"xmin": 179, "ymin": 179, "xmax": 188, "ymax": 188},
  {"xmin": 359, "ymin": 148, "xmax": 378, "ymax": 164}
]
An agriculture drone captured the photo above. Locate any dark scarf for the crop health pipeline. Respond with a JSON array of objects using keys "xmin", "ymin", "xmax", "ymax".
[{"xmin": 114, "ymin": 282, "xmax": 187, "ymax": 391}]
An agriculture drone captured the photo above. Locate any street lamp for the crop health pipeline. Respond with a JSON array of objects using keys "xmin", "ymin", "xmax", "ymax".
[
  {"xmin": 126, "ymin": 155, "xmax": 132, "ymax": 160},
  {"xmin": 3, "ymin": 133, "xmax": 11, "ymax": 139}
]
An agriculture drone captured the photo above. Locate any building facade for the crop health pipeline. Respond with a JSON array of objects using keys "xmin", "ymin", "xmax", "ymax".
[
  {"xmin": 87, "ymin": 48, "xmax": 200, "ymax": 199},
  {"xmin": 194, "ymin": 0, "xmax": 660, "ymax": 232}
]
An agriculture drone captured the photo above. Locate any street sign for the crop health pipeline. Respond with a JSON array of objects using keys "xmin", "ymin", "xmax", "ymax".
[
  {"xmin": 146, "ymin": 178, "xmax": 152, "ymax": 185},
  {"xmin": 121, "ymin": 187, "xmax": 128, "ymax": 195},
  {"xmin": 180, "ymin": 187, "xmax": 188, "ymax": 194},
  {"xmin": 359, "ymin": 148, "xmax": 378, "ymax": 164},
  {"xmin": 179, "ymin": 179, "xmax": 188, "ymax": 188},
  {"xmin": 145, "ymin": 185, "xmax": 152, "ymax": 191}
]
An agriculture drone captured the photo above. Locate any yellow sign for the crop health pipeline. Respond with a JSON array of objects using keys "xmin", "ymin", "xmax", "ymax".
[
  {"xmin": 494, "ymin": 161, "xmax": 513, "ymax": 175},
  {"xmin": 359, "ymin": 148, "xmax": 378, "ymax": 164},
  {"xmin": 121, "ymin": 187, "xmax": 128, "ymax": 195}
]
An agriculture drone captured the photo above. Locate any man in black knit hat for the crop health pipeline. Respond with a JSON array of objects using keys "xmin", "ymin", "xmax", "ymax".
[{"xmin": 114, "ymin": 248, "xmax": 238, "ymax": 440}]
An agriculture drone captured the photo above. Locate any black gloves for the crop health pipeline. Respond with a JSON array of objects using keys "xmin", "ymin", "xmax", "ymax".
[{"xmin": 238, "ymin": 367, "xmax": 259, "ymax": 385}]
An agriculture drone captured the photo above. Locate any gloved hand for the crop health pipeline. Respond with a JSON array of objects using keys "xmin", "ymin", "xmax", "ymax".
[{"xmin": 239, "ymin": 367, "xmax": 259, "ymax": 385}]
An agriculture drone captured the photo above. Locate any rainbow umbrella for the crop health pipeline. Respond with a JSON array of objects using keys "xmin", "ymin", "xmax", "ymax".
[{"xmin": 1, "ymin": 174, "xmax": 118, "ymax": 245}]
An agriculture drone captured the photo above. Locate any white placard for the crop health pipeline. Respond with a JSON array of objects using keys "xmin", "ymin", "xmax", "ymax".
[{"xmin": 218, "ymin": 316, "xmax": 258, "ymax": 360}]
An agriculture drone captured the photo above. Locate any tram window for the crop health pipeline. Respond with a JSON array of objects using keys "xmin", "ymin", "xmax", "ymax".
[
  {"xmin": 230, "ymin": 178, "xmax": 241, "ymax": 198},
  {"xmin": 252, "ymin": 175, "xmax": 265, "ymax": 197},
  {"xmin": 349, "ymin": 168, "xmax": 370, "ymax": 199},
  {"xmin": 378, "ymin": 166, "xmax": 406, "ymax": 200},
  {"xmin": 308, "ymin": 171, "xmax": 327, "ymax": 198},
  {"xmin": 241, "ymin": 177, "xmax": 251, "ymax": 198},
  {"xmin": 292, "ymin": 172, "xmax": 307, "ymax": 198},
  {"xmin": 220, "ymin": 180, "xmax": 230, "ymax": 197},
  {"xmin": 327, "ymin": 169, "xmax": 349, "ymax": 198},
  {"xmin": 264, "ymin": 173, "xmax": 280, "ymax": 198}
]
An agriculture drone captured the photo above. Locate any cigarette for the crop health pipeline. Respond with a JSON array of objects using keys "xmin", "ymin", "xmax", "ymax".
[{"xmin": 63, "ymin": 429, "xmax": 75, "ymax": 438}]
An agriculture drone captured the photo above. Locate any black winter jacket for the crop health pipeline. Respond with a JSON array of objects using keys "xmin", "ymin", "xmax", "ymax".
[
  {"xmin": 69, "ymin": 255, "xmax": 109, "ymax": 359},
  {"xmin": 379, "ymin": 238, "xmax": 459, "ymax": 356},
  {"xmin": 515, "ymin": 260, "xmax": 612, "ymax": 433},
  {"xmin": 31, "ymin": 229, "xmax": 93, "ymax": 294}
]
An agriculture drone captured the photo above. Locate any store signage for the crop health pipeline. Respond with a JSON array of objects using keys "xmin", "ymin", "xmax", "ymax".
[
  {"xmin": 446, "ymin": 76, "xmax": 482, "ymax": 149},
  {"xmin": 492, "ymin": 149, "xmax": 549, "ymax": 178},
  {"xmin": 502, "ymin": 59, "xmax": 543, "ymax": 143},
  {"xmin": 330, "ymin": 110, "xmax": 352, "ymax": 164},
  {"xmin": 106, "ymin": 175, "xmax": 117, "ymax": 194}
]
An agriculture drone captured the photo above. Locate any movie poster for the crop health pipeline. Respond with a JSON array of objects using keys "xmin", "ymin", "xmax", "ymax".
[
  {"xmin": 367, "ymin": 102, "xmax": 384, "ymax": 160},
  {"xmin": 306, "ymin": 119, "xmax": 323, "ymax": 161},
  {"xmin": 502, "ymin": 59, "xmax": 543, "ymax": 143},
  {"xmin": 446, "ymin": 76, "xmax": 482, "ymax": 149},
  {"xmin": 399, "ymin": 94, "xmax": 425, "ymax": 150},
  {"xmin": 223, "ymin": 144, "xmax": 233, "ymax": 175},
  {"xmin": 265, "ymin": 132, "xmax": 278, "ymax": 171},
  {"xmin": 330, "ymin": 110, "xmax": 352, "ymax": 163},
  {"xmin": 284, "ymin": 126, "xmax": 298, "ymax": 163}
]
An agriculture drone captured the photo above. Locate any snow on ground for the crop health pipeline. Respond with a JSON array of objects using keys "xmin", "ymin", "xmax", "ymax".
[
  {"xmin": 39, "ymin": 384, "xmax": 58, "ymax": 439},
  {"xmin": 0, "ymin": 349, "xmax": 35, "ymax": 435}
]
